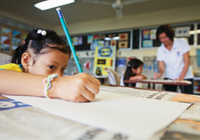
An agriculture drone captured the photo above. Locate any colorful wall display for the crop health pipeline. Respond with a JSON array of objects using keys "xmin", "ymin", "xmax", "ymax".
[
  {"xmin": 150, "ymin": 29, "xmax": 157, "ymax": 40},
  {"xmin": 1, "ymin": 44, "xmax": 10, "ymax": 52},
  {"xmin": 143, "ymin": 40, "xmax": 153, "ymax": 48},
  {"xmin": 119, "ymin": 33, "xmax": 128, "ymax": 40},
  {"xmin": 2, "ymin": 27, "xmax": 12, "ymax": 36},
  {"xmin": 118, "ymin": 41, "xmax": 128, "ymax": 48},
  {"xmin": 13, "ymin": 30, "xmax": 21, "ymax": 38},
  {"xmin": 141, "ymin": 28, "xmax": 161, "ymax": 48},
  {"xmin": 87, "ymin": 35, "xmax": 93, "ymax": 44},
  {"xmin": 0, "ymin": 25, "xmax": 28, "ymax": 54},
  {"xmin": 93, "ymin": 46, "xmax": 116, "ymax": 75},
  {"xmin": 78, "ymin": 37, "xmax": 83, "ymax": 45},
  {"xmin": 142, "ymin": 30, "xmax": 150, "ymax": 40},
  {"xmin": 1, "ymin": 36, "xmax": 11, "ymax": 44},
  {"xmin": 12, "ymin": 38, "xmax": 21, "ymax": 46},
  {"xmin": 72, "ymin": 37, "xmax": 78, "ymax": 46}
]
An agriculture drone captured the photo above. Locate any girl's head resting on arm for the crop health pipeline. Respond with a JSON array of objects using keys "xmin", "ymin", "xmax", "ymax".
[
  {"xmin": 126, "ymin": 58, "xmax": 144, "ymax": 75},
  {"xmin": 123, "ymin": 58, "xmax": 144, "ymax": 85},
  {"xmin": 11, "ymin": 29, "xmax": 71, "ymax": 76}
]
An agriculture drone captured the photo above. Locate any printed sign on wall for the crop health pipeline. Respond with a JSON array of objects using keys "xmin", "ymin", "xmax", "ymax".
[
  {"xmin": 94, "ymin": 46, "xmax": 116, "ymax": 75},
  {"xmin": 175, "ymin": 26, "xmax": 190, "ymax": 37}
]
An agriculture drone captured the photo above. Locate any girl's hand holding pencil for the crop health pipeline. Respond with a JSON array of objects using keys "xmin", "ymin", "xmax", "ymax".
[{"xmin": 46, "ymin": 73, "xmax": 101, "ymax": 102}]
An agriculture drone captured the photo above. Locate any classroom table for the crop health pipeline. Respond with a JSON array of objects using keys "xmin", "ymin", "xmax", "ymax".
[
  {"xmin": 124, "ymin": 79, "xmax": 191, "ymax": 89},
  {"xmin": 1, "ymin": 85, "xmax": 200, "ymax": 140}
]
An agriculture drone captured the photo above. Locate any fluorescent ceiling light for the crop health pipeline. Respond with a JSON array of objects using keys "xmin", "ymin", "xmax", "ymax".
[
  {"xmin": 112, "ymin": 36, "xmax": 120, "ymax": 40},
  {"xmin": 34, "ymin": 0, "xmax": 75, "ymax": 10},
  {"xmin": 104, "ymin": 36, "xmax": 120, "ymax": 41},
  {"xmin": 104, "ymin": 37, "xmax": 111, "ymax": 41}
]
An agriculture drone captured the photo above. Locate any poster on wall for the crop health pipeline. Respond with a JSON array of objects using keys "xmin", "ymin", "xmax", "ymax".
[
  {"xmin": 110, "ymin": 40, "xmax": 117, "ymax": 46},
  {"xmin": 142, "ymin": 29, "xmax": 150, "ymax": 40},
  {"xmin": 98, "ymin": 41, "xmax": 104, "ymax": 47},
  {"xmin": 72, "ymin": 37, "xmax": 78, "ymax": 46},
  {"xmin": 104, "ymin": 41, "xmax": 109, "ymax": 46},
  {"xmin": 93, "ymin": 46, "xmax": 116, "ymax": 76},
  {"xmin": 118, "ymin": 41, "xmax": 128, "ymax": 48},
  {"xmin": 175, "ymin": 26, "xmax": 190, "ymax": 37},
  {"xmin": 143, "ymin": 40, "xmax": 153, "ymax": 47},
  {"xmin": 119, "ymin": 33, "xmax": 128, "ymax": 40},
  {"xmin": 1, "ymin": 36, "xmax": 10, "ymax": 44},
  {"xmin": 1, "ymin": 44, "xmax": 10, "ymax": 52},
  {"xmin": 12, "ymin": 38, "xmax": 21, "ymax": 46},
  {"xmin": 150, "ymin": 29, "xmax": 157, "ymax": 40},
  {"xmin": 2, "ymin": 27, "xmax": 12, "ymax": 36},
  {"xmin": 93, "ymin": 34, "xmax": 99, "ymax": 41},
  {"xmin": 87, "ymin": 35, "xmax": 93, "ymax": 44},
  {"xmin": 13, "ymin": 30, "xmax": 21, "ymax": 38},
  {"xmin": 78, "ymin": 37, "xmax": 83, "ymax": 45}
]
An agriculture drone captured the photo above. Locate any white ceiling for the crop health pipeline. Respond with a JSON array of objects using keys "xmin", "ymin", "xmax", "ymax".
[{"xmin": 0, "ymin": 0, "xmax": 200, "ymax": 29}]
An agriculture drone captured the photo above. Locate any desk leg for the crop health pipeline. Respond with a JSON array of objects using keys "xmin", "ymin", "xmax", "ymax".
[
  {"xmin": 102, "ymin": 79, "xmax": 104, "ymax": 84},
  {"xmin": 148, "ymin": 83, "xmax": 151, "ymax": 89},
  {"xmin": 153, "ymin": 84, "xmax": 155, "ymax": 89}
]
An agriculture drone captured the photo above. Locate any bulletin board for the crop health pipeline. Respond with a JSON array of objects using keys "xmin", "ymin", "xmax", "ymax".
[
  {"xmin": 140, "ymin": 23, "xmax": 194, "ymax": 48},
  {"xmin": 93, "ymin": 46, "xmax": 116, "ymax": 76},
  {"xmin": 141, "ymin": 28, "xmax": 161, "ymax": 48},
  {"xmin": 70, "ymin": 30, "xmax": 131, "ymax": 51},
  {"xmin": 0, "ymin": 23, "xmax": 28, "ymax": 55}
]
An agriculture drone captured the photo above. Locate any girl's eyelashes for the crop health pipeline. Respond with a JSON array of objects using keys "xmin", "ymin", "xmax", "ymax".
[
  {"xmin": 62, "ymin": 68, "xmax": 66, "ymax": 71},
  {"xmin": 49, "ymin": 65, "xmax": 55, "ymax": 69}
]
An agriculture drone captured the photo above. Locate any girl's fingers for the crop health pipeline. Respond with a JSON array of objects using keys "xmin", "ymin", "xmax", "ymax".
[
  {"xmin": 81, "ymin": 86, "xmax": 96, "ymax": 101},
  {"xmin": 69, "ymin": 93, "xmax": 91, "ymax": 103},
  {"xmin": 88, "ymin": 75, "xmax": 101, "ymax": 87}
]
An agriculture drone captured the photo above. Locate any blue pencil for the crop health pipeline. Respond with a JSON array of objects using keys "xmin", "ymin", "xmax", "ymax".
[{"xmin": 56, "ymin": 7, "xmax": 83, "ymax": 73}]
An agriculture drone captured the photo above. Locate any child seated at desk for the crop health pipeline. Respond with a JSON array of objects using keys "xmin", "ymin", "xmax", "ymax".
[
  {"xmin": 0, "ymin": 29, "xmax": 100, "ymax": 102},
  {"xmin": 120, "ymin": 58, "xmax": 147, "ymax": 87}
]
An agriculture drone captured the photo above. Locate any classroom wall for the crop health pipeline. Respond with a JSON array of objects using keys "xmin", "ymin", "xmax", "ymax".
[
  {"xmin": 75, "ymin": 46, "xmax": 200, "ymax": 61},
  {"xmin": 54, "ymin": 4, "xmax": 200, "ymax": 64},
  {"xmin": 54, "ymin": 4, "xmax": 200, "ymax": 36}
]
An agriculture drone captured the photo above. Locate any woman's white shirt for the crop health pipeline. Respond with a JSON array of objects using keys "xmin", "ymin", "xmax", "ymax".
[{"xmin": 157, "ymin": 38, "xmax": 193, "ymax": 79}]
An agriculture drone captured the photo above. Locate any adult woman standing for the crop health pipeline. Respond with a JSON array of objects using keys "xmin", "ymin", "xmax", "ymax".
[{"xmin": 154, "ymin": 24, "xmax": 194, "ymax": 94}]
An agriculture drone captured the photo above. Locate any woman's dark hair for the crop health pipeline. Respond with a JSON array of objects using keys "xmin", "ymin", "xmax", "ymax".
[
  {"xmin": 11, "ymin": 29, "xmax": 71, "ymax": 64},
  {"xmin": 123, "ymin": 58, "xmax": 144, "ymax": 86},
  {"xmin": 156, "ymin": 24, "xmax": 174, "ymax": 41}
]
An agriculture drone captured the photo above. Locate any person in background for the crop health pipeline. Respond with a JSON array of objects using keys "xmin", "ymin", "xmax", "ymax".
[
  {"xmin": 0, "ymin": 29, "xmax": 100, "ymax": 102},
  {"xmin": 121, "ymin": 58, "xmax": 147, "ymax": 87},
  {"xmin": 154, "ymin": 24, "xmax": 194, "ymax": 94}
]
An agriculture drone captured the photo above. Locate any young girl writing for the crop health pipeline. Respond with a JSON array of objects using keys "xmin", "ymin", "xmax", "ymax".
[
  {"xmin": 121, "ymin": 58, "xmax": 147, "ymax": 87},
  {"xmin": 0, "ymin": 29, "xmax": 100, "ymax": 102}
]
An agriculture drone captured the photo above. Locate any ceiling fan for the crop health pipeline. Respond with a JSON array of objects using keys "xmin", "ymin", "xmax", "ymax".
[{"xmin": 82, "ymin": 0, "xmax": 148, "ymax": 19}]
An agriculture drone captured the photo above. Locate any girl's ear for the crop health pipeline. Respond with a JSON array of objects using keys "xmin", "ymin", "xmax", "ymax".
[
  {"xmin": 21, "ymin": 52, "xmax": 31, "ymax": 72},
  {"xmin": 131, "ymin": 68, "xmax": 136, "ymax": 73}
]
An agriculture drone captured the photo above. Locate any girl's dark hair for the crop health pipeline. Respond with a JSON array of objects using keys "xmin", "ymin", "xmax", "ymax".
[
  {"xmin": 123, "ymin": 58, "xmax": 144, "ymax": 86},
  {"xmin": 156, "ymin": 24, "xmax": 174, "ymax": 41},
  {"xmin": 11, "ymin": 29, "xmax": 71, "ymax": 64}
]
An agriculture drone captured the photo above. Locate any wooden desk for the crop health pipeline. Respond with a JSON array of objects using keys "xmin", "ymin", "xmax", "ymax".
[{"xmin": 124, "ymin": 79, "xmax": 191, "ymax": 89}]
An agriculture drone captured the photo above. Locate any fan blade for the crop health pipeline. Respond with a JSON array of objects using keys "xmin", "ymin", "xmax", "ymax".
[
  {"xmin": 116, "ymin": 8, "xmax": 123, "ymax": 18},
  {"xmin": 122, "ymin": 0, "xmax": 148, "ymax": 5},
  {"xmin": 82, "ymin": 0, "xmax": 113, "ymax": 5}
]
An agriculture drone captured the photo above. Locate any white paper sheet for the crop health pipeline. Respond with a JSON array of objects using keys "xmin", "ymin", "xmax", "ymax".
[{"xmin": 5, "ymin": 91, "xmax": 190, "ymax": 140}]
